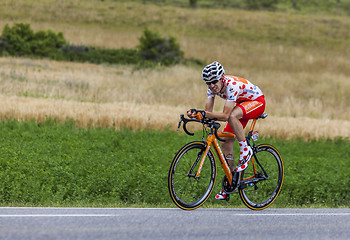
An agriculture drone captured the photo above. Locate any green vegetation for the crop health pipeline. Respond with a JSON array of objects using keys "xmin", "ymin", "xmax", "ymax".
[
  {"xmin": 0, "ymin": 119, "xmax": 348, "ymax": 208},
  {"xmin": 0, "ymin": 119, "xmax": 176, "ymax": 206},
  {"xmin": 138, "ymin": 28, "xmax": 184, "ymax": 66},
  {"xmin": 0, "ymin": 23, "xmax": 65, "ymax": 57},
  {"xmin": 0, "ymin": 23, "xmax": 195, "ymax": 66},
  {"xmin": 0, "ymin": 23, "xmax": 137, "ymax": 64}
]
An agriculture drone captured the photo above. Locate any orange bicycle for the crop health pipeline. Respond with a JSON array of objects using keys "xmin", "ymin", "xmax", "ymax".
[{"xmin": 168, "ymin": 112, "xmax": 284, "ymax": 210}]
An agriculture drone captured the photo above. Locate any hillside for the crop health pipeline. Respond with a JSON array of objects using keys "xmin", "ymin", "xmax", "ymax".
[{"xmin": 0, "ymin": 0, "xmax": 349, "ymax": 139}]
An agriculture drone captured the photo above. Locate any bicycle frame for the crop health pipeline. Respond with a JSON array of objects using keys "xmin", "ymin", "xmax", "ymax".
[{"xmin": 194, "ymin": 118, "xmax": 260, "ymax": 186}]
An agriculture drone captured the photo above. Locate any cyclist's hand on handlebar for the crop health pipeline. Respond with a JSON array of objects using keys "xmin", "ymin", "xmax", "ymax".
[
  {"xmin": 186, "ymin": 109, "xmax": 195, "ymax": 118},
  {"xmin": 194, "ymin": 111, "xmax": 206, "ymax": 120},
  {"xmin": 187, "ymin": 109, "xmax": 206, "ymax": 120}
]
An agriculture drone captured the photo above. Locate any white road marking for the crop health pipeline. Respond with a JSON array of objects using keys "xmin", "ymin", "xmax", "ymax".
[
  {"xmin": 0, "ymin": 214, "xmax": 118, "ymax": 217},
  {"xmin": 0, "ymin": 208, "xmax": 349, "ymax": 217},
  {"xmin": 231, "ymin": 213, "xmax": 350, "ymax": 216}
]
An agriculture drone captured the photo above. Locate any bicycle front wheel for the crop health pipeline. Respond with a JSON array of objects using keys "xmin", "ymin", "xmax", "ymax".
[
  {"xmin": 168, "ymin": 141, "xmax": 216, "ymax": 210},
  {"xmin": 239, "ymin": 144, "xmax": 284, "ymax": 210}
]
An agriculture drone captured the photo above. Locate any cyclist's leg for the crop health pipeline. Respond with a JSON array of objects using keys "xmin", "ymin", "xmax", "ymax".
[
  {"xmin": 222, "ymin": 113, "xmax": 250, "ymax": 172},
  {"xmin": 228, "ymin": 106, "xmax": 245, "ymax": 141},
  {"xmin": 217, "ymin": 101, "xmax": 264, "ymax": 199},
  {"xmin": 237, "ymin": 97, "xmax": 265, "ymax": 122},
  {"xmin": 217, "ymin": 123, "xmax": 237, "ymax": 200},
  {"xmin": 226, "ymin": 106, "xmax": 252, "ymax": 172},
  {"xmin": 233, "ymin": 98, "xmax": 265, "ymax": 172},
  {"xmin": 222, "ymin": 122, "xmax": 236, "ymax": 172}
]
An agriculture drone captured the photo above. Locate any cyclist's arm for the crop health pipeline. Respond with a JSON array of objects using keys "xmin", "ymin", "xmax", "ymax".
[
  {"xmin": 204, "ymin": 97, "xmax": 214, "ymax": 112},
  {"xmin": 205, "ymin": 100, "xmax": 235, "ymax": 122}
]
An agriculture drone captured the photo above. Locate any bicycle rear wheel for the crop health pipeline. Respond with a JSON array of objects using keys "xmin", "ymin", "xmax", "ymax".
[
  {"xmin": 239, "ymin": 144, "xmax": 284, "ymax": 210},
  {"xmin": 168, "ymin": 141, "xmax": 216, "ymax": 210}
]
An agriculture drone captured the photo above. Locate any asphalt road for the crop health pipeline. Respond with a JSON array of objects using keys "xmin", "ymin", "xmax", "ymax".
[{"xmin": 0, "ymin": 207, "xmax": 349, "ymax": 240}]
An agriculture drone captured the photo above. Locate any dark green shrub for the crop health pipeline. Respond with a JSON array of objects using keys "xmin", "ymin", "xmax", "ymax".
[
  {"xmin": 0, "ymin": 23, "xmax": 34, "ymax": 55},
  {"xmin": 62, "ymin": 45, "xmax": 141, "ymax": 64},
  {"xmin": 138, "ymin": 28, "xmax": 184, "ymax": 66},
  {"xmin": 89, "ymin": 47, "xmax": 141, "ymax": 65},
  {"xmin": 31, "ymin": 29, "xmax": 66, "ymax": 58},
  {"xmin": 0, "ymin": 39, "xmax": 7, "ymax": 55},
  {"xmin": 189, "ymin": 0, "xmax": 198, "ymax": 8},
  {"xmin": 61, "ymin": 45, "xmax": 90, "ymax": 62},
  {"xmin": 0, "ymin": 23, "xmax": 66, "ymax": 57}
]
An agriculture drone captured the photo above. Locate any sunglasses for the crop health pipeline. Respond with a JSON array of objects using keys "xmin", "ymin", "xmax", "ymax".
[{"xmin": 206, "ymin": 80, "xmax": 219, "ymax": 85}]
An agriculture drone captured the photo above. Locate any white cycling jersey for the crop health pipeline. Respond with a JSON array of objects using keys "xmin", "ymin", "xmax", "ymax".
[{"xmin": 207, "ymin": 75, "xmax": 264, "ymax": 103}]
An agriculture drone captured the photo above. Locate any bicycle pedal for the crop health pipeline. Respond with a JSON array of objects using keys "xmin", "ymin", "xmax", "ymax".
[{"xmin": 225, "ymin": 194, "xmax": 230, "ymax": 202}]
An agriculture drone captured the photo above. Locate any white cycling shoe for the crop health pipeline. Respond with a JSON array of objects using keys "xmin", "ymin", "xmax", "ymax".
[
  {"xmin": 235, "ymin": 146, "xmax": 253, "ymax": 172},
  {"xmin": 215, "ymin": 190, "xmax": 227, "ymax": 200}
]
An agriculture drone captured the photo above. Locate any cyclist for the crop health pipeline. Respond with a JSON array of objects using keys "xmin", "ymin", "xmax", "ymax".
[{"xmin": 187, "ymin": 61, "xmax": 265, "ymax": 200}]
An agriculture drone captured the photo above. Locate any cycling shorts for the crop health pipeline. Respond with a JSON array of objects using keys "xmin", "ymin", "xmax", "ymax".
[{"xmin": 223, "ymin": 96, "xmax": 265, "ymax": 134}]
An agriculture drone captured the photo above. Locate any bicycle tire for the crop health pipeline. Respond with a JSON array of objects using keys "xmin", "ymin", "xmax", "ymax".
[
  {"xmin": 168, "ymin": 141, "xmax": 217, "ymax": 210},
  {"xmin": 239, "ymin": 144, "xmax": 284, "ymax": 210}
]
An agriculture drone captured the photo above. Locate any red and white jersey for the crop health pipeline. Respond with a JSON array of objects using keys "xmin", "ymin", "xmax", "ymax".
[{"xmin": 207, "ymin": 75, "xmax": 264, "ymax": 103}]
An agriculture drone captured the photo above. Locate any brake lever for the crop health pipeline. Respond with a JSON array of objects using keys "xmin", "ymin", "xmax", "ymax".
[
  {"xmin": 212, "ymin": 122, "xmax": 226, "ymax": 142},
  {"xmin": 177, "ymin": 114, "xmax": 184, "ymax": 131}
]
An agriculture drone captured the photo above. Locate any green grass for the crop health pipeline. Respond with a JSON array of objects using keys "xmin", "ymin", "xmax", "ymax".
[{"xmin": 0, "ymin": 119, "xmax": 348, "ymax": 208}]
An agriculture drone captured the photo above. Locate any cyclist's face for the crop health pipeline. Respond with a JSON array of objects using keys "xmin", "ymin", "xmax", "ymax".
[{"xmin": 207, "ymin": 80, "xmax": 222, "ymax": 94}]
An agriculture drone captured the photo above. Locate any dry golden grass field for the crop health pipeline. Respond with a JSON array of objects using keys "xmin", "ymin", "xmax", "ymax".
[{"xmin": 0, "ymin": 0, "xmax": 349, "ymax": 140}]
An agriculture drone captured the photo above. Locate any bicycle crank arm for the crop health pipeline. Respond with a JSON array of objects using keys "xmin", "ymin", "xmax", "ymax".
[{"xmin": 239, "ymin": 176, "xmax": 268, "ymax": 190}]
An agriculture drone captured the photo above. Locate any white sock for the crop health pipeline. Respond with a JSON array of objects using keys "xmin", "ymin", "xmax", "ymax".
[{"xmin": 239, "ymin": 140, "xmax": 249, "ymax": 160}]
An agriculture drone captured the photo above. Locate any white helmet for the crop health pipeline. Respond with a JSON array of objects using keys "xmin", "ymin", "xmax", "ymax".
[{"xmin": 202, "ymin": 61, "xmax": 225, "ymax": 84}]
